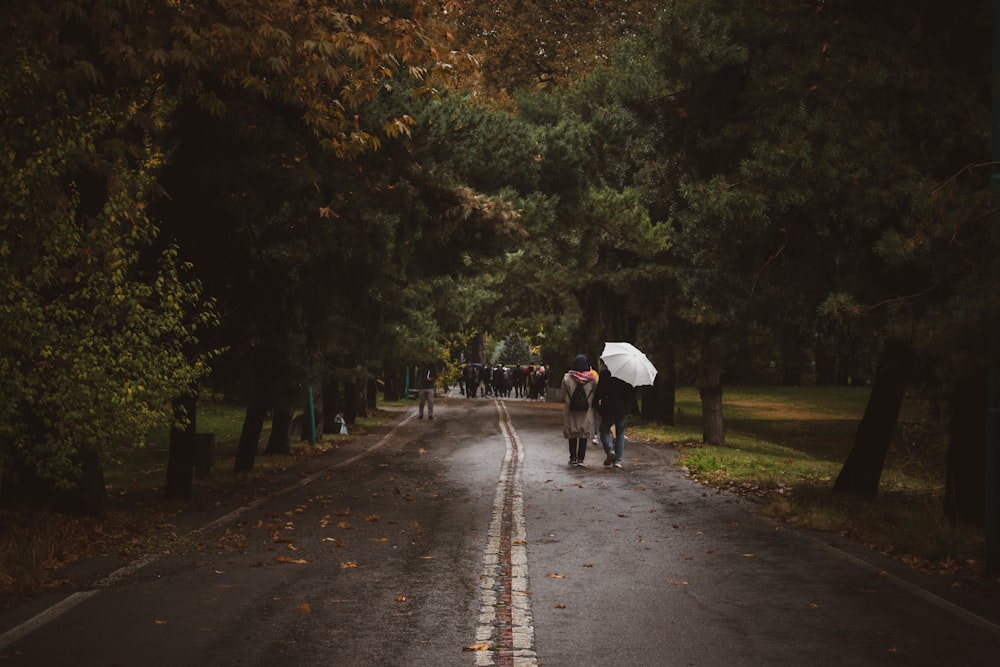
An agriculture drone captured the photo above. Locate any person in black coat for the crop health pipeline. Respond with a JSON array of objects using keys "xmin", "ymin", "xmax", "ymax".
[
  {"xmin": 417, "ymin": 362, "xmax": 438, "ymax": 419},
  {"xmin": 593, "ymin": 360, "xmax": 635, "ymax": 468}
]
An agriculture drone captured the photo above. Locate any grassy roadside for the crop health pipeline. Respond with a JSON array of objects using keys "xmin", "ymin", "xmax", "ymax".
[
  {"xmin": 0, "ymin": 403, "xmax": 402, "ymax": 599},
  {"xmin": 631, "ymin": 386, "xmax": 989, "ymax": 582}
]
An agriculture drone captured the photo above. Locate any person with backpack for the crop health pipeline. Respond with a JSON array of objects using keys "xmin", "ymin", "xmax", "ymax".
[{"xmin": 562, "ymin": 354, "xmax": 597, "ymax": 466}]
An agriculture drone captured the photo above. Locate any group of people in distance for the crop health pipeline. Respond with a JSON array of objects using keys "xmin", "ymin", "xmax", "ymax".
[
  {"xmin": 562, "ymin": 354, "xmax": 632, "ymax": 469},
  {"xmin": 460, "ymin": 363, "xmax": 549, "ymax": 400}
]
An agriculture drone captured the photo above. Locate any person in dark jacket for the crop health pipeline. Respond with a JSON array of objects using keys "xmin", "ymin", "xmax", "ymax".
[
  {"xmin": 417, "ymin": 362, "xmax": 438, "ymax": 419},
  {"xmin": 593, "ymin": 360, "xmax": 635, "ymax": 468}
]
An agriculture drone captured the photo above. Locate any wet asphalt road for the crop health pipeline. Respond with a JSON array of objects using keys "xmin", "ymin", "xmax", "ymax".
[{"xmin": 1, "ymin": 395, "xmax": 999, "ymax": 666}]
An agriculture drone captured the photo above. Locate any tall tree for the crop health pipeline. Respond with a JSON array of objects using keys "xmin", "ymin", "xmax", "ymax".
[{"xmin": 0, "ymin": 6, "xmax": 214, "ymax": 512}]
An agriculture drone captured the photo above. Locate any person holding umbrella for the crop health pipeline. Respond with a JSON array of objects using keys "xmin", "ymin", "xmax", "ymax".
[{"xmin": 595, "ymin": 342, "xmax": 657, "ymax": 468}]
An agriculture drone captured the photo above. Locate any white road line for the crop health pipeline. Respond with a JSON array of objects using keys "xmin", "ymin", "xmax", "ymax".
[
  {"xmin": 0, "ymin": 411, "xmax": 417, "ymax": 653},
  {"xmin": 473, "ymin": 400, "xmax": 537, "ymax": 666}
]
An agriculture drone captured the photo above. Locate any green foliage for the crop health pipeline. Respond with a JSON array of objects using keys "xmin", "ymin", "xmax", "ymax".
[{"xmin": 0, "ymin": 48, "xmax": 215, "ymax": 493}]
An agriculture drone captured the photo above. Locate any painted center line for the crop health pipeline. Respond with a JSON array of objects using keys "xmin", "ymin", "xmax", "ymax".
[{"xmin": 473, "ymin": 400, "xmax": 537, "ymax": 666}]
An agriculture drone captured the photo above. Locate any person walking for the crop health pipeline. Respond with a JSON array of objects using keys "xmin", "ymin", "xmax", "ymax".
[
  {"xmin": 562, "ymin": 354, "xmax": 597, "ymax": 466},
  {"xmin": 417, "ymin": 361, "xmax": 438, "ymax": 420},
  {"xmin": 594, "ymin": 360, "xmax": 634, "ymax": 468}
]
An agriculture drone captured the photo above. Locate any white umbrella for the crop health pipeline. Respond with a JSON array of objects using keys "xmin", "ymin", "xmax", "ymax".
[{"xmin": 600, "ymin": 342, "xmax": 658, "ymax": 387}]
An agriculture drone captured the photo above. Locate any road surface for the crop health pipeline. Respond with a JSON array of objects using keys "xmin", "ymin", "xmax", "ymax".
[{"xmin": 1, "ymin": 395, "xmax": 998, "ymax": 666}]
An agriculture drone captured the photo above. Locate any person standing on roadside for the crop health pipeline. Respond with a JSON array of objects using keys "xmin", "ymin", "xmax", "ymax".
[
  {"xmin": 594, "ymin": 359, "xmax": 634, "ymax": 468},
  {"xmin": 417, "ymin": 361, "xmax": 438, "ymax": 420},
  {"xmin": 562, "ymin": 354, "xmax": 597, "ymax": 466}
]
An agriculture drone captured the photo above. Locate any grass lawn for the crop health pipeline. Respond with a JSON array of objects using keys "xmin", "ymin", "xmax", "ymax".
[{"xmin": 631, "ymin": 386, "xmax": 987, "ymax": 579}]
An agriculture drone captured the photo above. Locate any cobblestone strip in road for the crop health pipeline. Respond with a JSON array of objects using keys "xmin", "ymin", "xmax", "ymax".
[{"xmin": 473, "ymin": 401, "xmax": 537, "ymax": 667}]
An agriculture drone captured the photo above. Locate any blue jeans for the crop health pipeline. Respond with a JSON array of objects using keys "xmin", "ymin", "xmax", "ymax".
[{"xmin": 599, "ymin": 414, "xmax": 629, "ymax": 462}]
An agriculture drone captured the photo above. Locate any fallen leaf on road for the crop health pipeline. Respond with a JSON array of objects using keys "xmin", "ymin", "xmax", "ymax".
[
  {"xmin": 338, "ymin": 521, "xmax": 351, "ymax": 529},
  {"xmin": 333, "ymin": 509, "xmax": 351, "ymax": 516},
  {"xmin": 297, "ymin": 603, "xmax": 311, "ymax": 613},
  {"xmin": 547, "ymin": 573, "xmax": 566, "ymax": 579},
  {"xmin": 806, "ymin": 602, "xmax": 820, "ymax": 608},
  {"xmin": 274, "ymin": 556, "xmax": 308, "ymax": 564},
  {"xmin": 152, "ymin": 619, "xmax": 168, "ymax": 625},
  {"xmin": 742, "ymin": 553, "xmax": 755, "ymax": 558},
  {"xmin": 365, "ymin": 514, "xmax": 380, "ymax": 523},
  {"xmin": 418, "ymin": 448, "xmax": 427, "ymax": 454},
  {"xmin": 669, "ymin": 581, "xmax": 689, "ymax": 586},
  {"xmin": 394, "ymin": 595, "xmax": 407, "ymax": 603},
  {"xmin": 513, "ymin": 539, "xmax": 527, "ymax": 545},
  {"xmin": 373, "ymin": 537, "xmax": 388, "ymax": 543},
  {"xmin": 322, "ymin": 537, "xmax": 346, "ymax": 547},
  {"xmin": 463, "ymin": 642, "xmax": 491, "ymax": 652},
  {"xmin": 581, "ymin": 564, "xmax": 593, "ymax": 568},
  {"xmin": 554, "ymin": 604, "xmax": 566, "ymax": 609},
  {"xmin": 341, "ymin": 561, "xmax": 358, "ymax": 569}
]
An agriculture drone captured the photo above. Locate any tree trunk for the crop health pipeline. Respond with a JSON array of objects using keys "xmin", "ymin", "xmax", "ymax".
[
  {"xmin": 297, "ymin": 387, "xmax": 322, "ymax": 441},
  {"xmin": 383, "ymin": 366, "xmax": 405, "ymax": 401},
  {"xmin": 698, "ymin": 328, "xmax": 725, "ymax": 445},
  {"xmin": 234, "ymin": 401, "xmax": 266, "ymax": 472},
  {"xmin": 165, "ymin": 393, "xmax": 197, "ymax": 499},
  {"xmin": 815, "ymin": 344, "xmax": 837, "ymax": 386},
  {"xmin": 344, "ymin": 379, "xmax": 359, "ymax": 424},
  {"xmin": 832, "ymin": 339, "xmax": 913, "ymax": 496},
  {"xmin": 944, "ymin": 371, "xmax": 987, "ymax": 525},
  {"xmin": 322, "ymin": 379, "xmax": 342, "ymax": 433},
  {"xmin": 659, "ymin": 344, "xmax": 677, "ymax": 425},
  {"xmin": 781, "ymin": 330, "xmax": 805, "ymax": 386},
  {"xmin": 265, "ymin": 405, "xmax": 293, "ymax": 455},
  {"xmin": 367, "ymin": 377, "xmax": 378, "ymax": 411}
]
